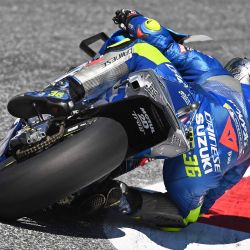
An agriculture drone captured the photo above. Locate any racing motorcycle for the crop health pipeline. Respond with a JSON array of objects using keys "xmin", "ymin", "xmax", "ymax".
[{"xmin": 0, "ymin": 29, "xmax": 224, "ymax": 219}]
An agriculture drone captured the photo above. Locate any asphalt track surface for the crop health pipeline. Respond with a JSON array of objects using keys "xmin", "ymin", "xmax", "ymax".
[{"xmin": 0, "ymin": 0, "xmax": 249, "ymax": 249}]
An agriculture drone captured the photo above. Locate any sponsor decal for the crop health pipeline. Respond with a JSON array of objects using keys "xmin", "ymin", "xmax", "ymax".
[
  {"xmin": 143, "ymin": 75, "xmax": 159, "ymax": 101},
  {"xmin": 227, "ymin": 150, "xmax": 233, "ymax": 165},
  {"xmin": 223, "ymin": 101, "xmax": 249, "ymax": 157},
  {"xmin": 165, "ymin": 63, "xmax": 188, "ymax": 87},
  {"xmin": 132, "ymin": 108, "xmax": 155, "ymax": 135},
  {"xmin": 219, "ymin": 116, "xmax": 238, "ymax": 152},
  {"xmin": 104, "ymin": 48, "xmax": 133, "ymax": 67},
  {"xmin": 195, "ymin": 111, "xmax": 221, "ymax": 174},
  {"xmin": 85, "ymin": 57, "xmax": 104, "ymax": 67},
  {"xmin": 183, "ymin": 111, "xmax": 221, "ymax": 177},
  {"xmin": 178, "ymin": 90, "xmax": 191, "ymax": 105},
  {"xmin": 48, "ymin": 90, "xmax": 64, "ymax": 98},
  {"xmin": 183, "ymin": 153, "xmax": 201, "ymax": 177}
]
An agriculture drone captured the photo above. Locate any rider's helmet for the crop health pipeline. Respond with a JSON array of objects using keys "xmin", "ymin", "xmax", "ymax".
[{"xmin": 225, "ymin": 57, "xmax": 250, "ymax": 84}]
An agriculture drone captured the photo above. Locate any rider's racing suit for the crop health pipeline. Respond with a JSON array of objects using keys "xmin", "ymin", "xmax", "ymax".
[{"xmin": 106, "ymin": 14, "xmax": 250, "ymax": 225}]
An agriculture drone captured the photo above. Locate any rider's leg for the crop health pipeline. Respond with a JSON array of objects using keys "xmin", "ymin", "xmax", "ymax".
[
  {"xmin": 77, "ymin": 157, "xmax": 207, "ymax": 230},
  {"xmin": 77, "ymin": 178, "xmax": 187, "ymax": 230}
]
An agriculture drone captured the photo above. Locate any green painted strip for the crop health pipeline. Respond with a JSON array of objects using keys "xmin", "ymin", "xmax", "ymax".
[
  {"xmin": 134, "ymin": 43, "xmax": 170, "ymax": 65},
  {"xmin": 108, "ymin": 38, "xmax": 131, "ymax": 48}
]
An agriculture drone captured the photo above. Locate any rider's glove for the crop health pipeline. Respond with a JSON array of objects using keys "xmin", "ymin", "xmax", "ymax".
[{"xmin": 112, "ymin": 9, "xmax": 141, "ymax": 30}]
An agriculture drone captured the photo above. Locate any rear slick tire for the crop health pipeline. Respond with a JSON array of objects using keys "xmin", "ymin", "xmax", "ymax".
[{"xmin": 0, "ymin": 117, "xmax": 128, "ymax": 219}]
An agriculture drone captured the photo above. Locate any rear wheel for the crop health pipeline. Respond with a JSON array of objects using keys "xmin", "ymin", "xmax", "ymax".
[{"xmin": 0, "ymin": 117, "xmax": 128, "ymax": 219}]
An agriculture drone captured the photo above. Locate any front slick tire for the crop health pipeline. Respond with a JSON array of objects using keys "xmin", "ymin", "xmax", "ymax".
[{"xmin": 0, "ymin": 117, "xmax": 128, "ymax": 219}]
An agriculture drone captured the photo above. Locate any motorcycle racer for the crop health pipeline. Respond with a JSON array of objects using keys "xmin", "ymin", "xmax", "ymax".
[
  {"xmin": 6, "ymin": 10, "xmax": 250, "ymax": 231},
  {"xmin": 99, "ymin": 9, "xmax": 250, "ymax": 230}
]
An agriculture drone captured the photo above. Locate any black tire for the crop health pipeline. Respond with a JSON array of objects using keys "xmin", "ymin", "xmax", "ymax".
[{"xmin": 0, "ymin": 117, "xmax": 128, "ymax": 219}]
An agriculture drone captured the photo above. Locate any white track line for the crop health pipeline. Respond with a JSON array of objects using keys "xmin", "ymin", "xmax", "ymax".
[{"xmin": 244, "ymin": 167, "xmax": 250, "ymax": 177}]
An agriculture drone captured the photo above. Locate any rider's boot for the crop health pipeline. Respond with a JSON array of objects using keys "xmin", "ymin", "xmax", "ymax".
[
  {"xmin": 81, "ymin": 180, "xmax": 186, "ymax": 230},
  {"xmin": 113, "ymin": 182, "xmax": 186, "ymax": 230},
  {"xmin": 76, "ymin": 180, "xmax": 123, "ymax": 215},
  {"xmin": 7, "ymin": 76, "xmax": 85, "ymax": 119}
]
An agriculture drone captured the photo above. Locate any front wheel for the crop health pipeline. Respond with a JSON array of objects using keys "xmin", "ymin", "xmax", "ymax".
[{"xmin": 0, "ymin": 117, "xmax": 128, "ymax": 219}]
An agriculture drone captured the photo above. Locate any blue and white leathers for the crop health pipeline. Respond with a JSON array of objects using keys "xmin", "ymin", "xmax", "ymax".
[{"xmin": 102, "ymin": 15, "xmax": 250, "ymax": 221}]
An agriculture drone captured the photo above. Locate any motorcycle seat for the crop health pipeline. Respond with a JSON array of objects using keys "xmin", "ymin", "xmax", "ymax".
[{"xmin": 7, "ymin": 94, "xmax": 71, "ymax": 119}]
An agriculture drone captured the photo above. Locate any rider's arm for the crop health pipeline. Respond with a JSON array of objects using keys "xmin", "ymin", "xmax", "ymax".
[{"xmin": 126, "ymin": 15, "xmax": 230, "ymax": 85}]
